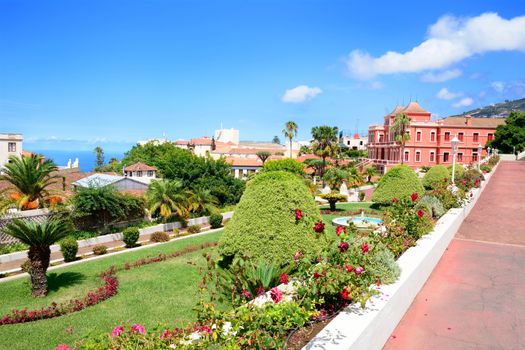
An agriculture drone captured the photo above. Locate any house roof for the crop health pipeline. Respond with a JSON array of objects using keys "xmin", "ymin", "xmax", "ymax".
[
  {"xmin": 403, "ymin": 101, "xmax": 429, "ymax": 114},
  {"xmin": 123, "ymin": 162, "xmax": 157, "ymax": 172},
  {"xmin": 440, "ymin": 116, "xmax": 506, "ymax": 128},
  {"xmin": 72, "ymin": 173, "xmax": 124, "ymax": 188},
  {"xmin": 388, "ymin": 105, "xmax": 405, "ymax": 116}
]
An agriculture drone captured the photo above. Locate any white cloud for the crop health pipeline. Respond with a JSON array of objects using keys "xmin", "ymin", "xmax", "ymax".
[
  {"xmin": 346, "ymin": 13, "xmax": 525, "ymax": 79},
  {"xmin": 491, "ymin": 81, "xmax": 505, "ymax": 92},
  {"xmin": 281, "ymin": 85, "xmax": 322, "ymax": 103},
  {"xmin": 421, "ymin": 69, "xmax": 462, "ymax": 83},
  {"xmin": 437, "ymin": 88, "xmax": 463, "ymax": 100},
  {"xmin": 452, "ymin": 97, "xmax": 474, "ymax": 108}
]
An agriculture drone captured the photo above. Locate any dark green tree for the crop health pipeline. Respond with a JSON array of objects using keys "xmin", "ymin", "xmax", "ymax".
[
  {"xmin": 94, "ymin": 146, "xmax": 105, "ymax": 168},
  {"xmin": 256, "ymin": 151, "xmax": 272, "ymax": 164},
  {"xmin": 272, "ymin": 136, "xmax": 281, "ymax": 144},
  {"xmin": 488, "ymin": 112, "xmax": 525, "ymax": 153}
]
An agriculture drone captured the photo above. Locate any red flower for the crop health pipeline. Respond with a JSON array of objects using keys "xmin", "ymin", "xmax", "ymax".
[
  {"xmin": 313, "ymin": 271, "xmax": 322, "ymax": 279},
  {"xmin": 241, "ymin": 289, "xmax": 252, "ymax": 299},
  {"xmin": 255, "ymin": 287, "xmax": 265, "ymax": 296},
  {"xmin": 345, "ymin": 265, "xmax": 354, "ymax": 273},
  {"xmin": 56, "ymin": 345, "xmax": 72, "ymax": 350},
  {"xmin": 341, "ymin": 288, "xmax": 350, "ymax": 300},
  {"xmin": 279, "ymin": 273, "xmax": 289, "ymax": 284},
  {"xmin": 198, "ymin": 325, "xmax": 213, "ymax": 335},
  {"xmin": 361, "ymin": 242, "xmax": 369, "ymax": 254},
  {"xmin": 392, "ymin": 197, "xmax": 398, "ymax": 203},
  {"xmin": 130, "ymin": 323, "xmax": 146, "ymax": 334},
  {"xmin": 335, "ymin": 226, "xmax": 346, "ymax": 236},
  {"xmin": 160, "ymin": 329, "xmax": 174, "ymax": 339},
  {"xmin": 270, "ymin": 287, "xmax": 283, "ymax": 303},
  {"xmin": 411, "ymin": 192, "xmax": 419, "ymax": 202},
  {"xmin": 295, "ymin": 209, "xmax": 303, "ymax": 221},
  {"xmin": 338, "ymin": 241, "xmax": 349, "ymax": 253},
  {"xmin": 417, "ymin": 209, "xmax": 425, "ymax": 218},
  {"xmin": 313, "ymin": 221, "xmax": 325, "ymax": 233}
]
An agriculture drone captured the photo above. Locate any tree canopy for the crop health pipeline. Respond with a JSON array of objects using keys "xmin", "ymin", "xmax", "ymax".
[{"xmin": 488, "ymin": 112, "xmax": 525, "ymax": 153}]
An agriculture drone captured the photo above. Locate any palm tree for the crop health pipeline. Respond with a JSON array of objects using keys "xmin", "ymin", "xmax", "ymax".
[
  {"xmin": 94, "ymin": 146, "xmax": 104, "ymax": 167},
  {"xmin": 310, "ymin": 125, "xmax": 339, "ymax": 180},
  {"xmin": 1, "ymin": 154, "xmax": 59, "ymax": 210},
  {"xmin": 282, "ymin": 121, "xmax": 298, "ymax": 158},
  {"xmin": 256, "ymin": 151, "xmax": 272, "ymax": 165},
  {"xmin": 145, "ymin": 180, "xmax": 192, "ymax": 221},
  {"xmin": 363, "ymin": 166, "xmax": 378, "ymax": 183},
  {"xmin": 347, "ymin": 167, "xmax": 364, "ymax": 189},
  {"xmin": 4, "ymin": 218, "xmax": 72, "ymax": 296},
  {"xmin": 190, "ymin": 188, "xmax": 219, "ymax": 215},
  {"xmin": 391, "ymin": 113, "xmax": 411, "ymax": 164}
]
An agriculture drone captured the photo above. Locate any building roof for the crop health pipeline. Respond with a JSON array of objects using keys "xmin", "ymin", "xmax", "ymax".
[
  {"xmin": 403, "ymin": 101, "xmax": 429, "ymax": 114},
  {"xmin": 123, "ymin": 162, "xmax": 157, "ymax": 172},
  {"xmin": 440, "ymin": 116, "xmax": 506, "ymax": 128},
  {"xmin": 21, "ymin": 150, "xmax": 34, "ymax": 157},
  {"xmin": 226, "ymin": 147, "xmax": 282, "ymax": 155},
  {"xmin": 72, "ymin": 173, "xmax": 124, "ymax": 188},
  {"xmin": 388, "ymin": 105, "xmax": 405, "ymax": 116}
]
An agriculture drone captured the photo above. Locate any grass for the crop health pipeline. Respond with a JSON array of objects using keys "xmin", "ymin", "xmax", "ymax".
[{"xmin": 0, "ymin": 231, "xmax": 224, "ymax": 350}]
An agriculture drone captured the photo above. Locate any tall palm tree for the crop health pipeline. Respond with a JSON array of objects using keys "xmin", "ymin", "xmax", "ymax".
[
  {"xmin": 282, "ymin": 121, "xmax": 298, "ymax": 158},
  {"xmin": 1, "ymin": 154, "xmax": 59, "ymax": 210},
  {"xmin": 391, "ymin": 113, "xmax": 411, "ymax": 164},
  {"xmin": 190, "ymin": 188, "xmax": 219, "ymax": 215},
  {"xmin": 145, "ymin": 180, "xmax": 192, "ymax": 221},
  {"xmin": 4, "ymin": 218, "xmax": 72, "ymax": 296},
  {"xmin": 310, "ymin": 125, "xmax": 339, "ymax": 180}
]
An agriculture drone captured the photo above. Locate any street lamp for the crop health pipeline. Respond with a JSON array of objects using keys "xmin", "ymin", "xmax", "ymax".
[
  {"xmin": 477, "ymin": 143, "xmax": 483, "ymax": 169},
  {"xmin": 451, "ymin": 136, "xmax": 459, "ymax": 187}
]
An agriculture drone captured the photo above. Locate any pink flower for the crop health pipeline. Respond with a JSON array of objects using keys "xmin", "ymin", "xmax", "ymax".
[
  {"xmin": 392, "ymin": 197, "xmax": 398, "ymax": 203},
  {"xmin": 256, "ymin": 287, "xmax": 265, "ymax": 296},
  {"xmin": 335, "ymin": 226, "xmax": 346, "ymax": 236},
  {"xmin": 160, "ymin": 329, "xmax": 174, "ymax": 339},
  {"xmin": 270, "ymin": 287, "xmax": 283, "ymax": 303},
  {"xmin": 341, "ymin": 288, "xmax": 350, "ymax": 300},
  {"xmin": 411, "ymin": 192, "xmax": 419, "ymax": 202},
  {"xmin": 111, "ymin": 325, "xmax": 124, "ymax": 337},
  {"xmin": 198, "ymin": 325, "xmax": 212, "ymax": 335},
  {"xmin": 295, "ymin": 209, "xmax": 303, "ymax": 221},
  {"xmin": 345, "ymin": 265, "xmax": 354, "ymax": 273},
  {"xmin": 338, "ymin": 241, "xmax": 349, "ymax": 253},
  {"xmin": 313, "ymin": 221, "xmax": 325, "ymax": 233},
  {"xmin": 130, "ymin": 323, "xmax": 146, "ymax": 334},
  {"xmin": 56, "ymin": 345, "xmax": 72, "ymax": 350},
  {"xmin": 417, "ymin": 209, "xmax": 425, "ymax": 218},
  {"xmin": 280, "ymin": 273, "xmax": 289, "ymax": 284},
  {"xmin": 293, "ymin": 251, "xmax": 303, "ymax": 262},
  {"xmin": 361, "ymin": 242, "xmax": 369, "ymax": 254},
  {"xmin": 241, "ymin": 289, "xmax": 252, "ymax": 299},
  {"xmin": 355, "ymin": 267, "xmax": 364, "ymax": 275}
]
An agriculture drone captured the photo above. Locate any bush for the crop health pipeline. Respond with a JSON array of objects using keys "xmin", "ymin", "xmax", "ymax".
[
  {"xmin": 262, "ymin": 158, "xmax": 305, "ymax": 175},
  {"xmin": 150, "ymin": 231, "xmax": 170, "ymax": 243},
  {"xmin": 372, "ymin": 165, "xmax": 424, "ymax": 205},
  {"xmin": 448, "ymin": 164, "xmax": 464, "ymax": 181},
  {"xmin": 123, "ymin": 227, "xmax": 140, "ymax": 248},
  {"xmin": 416, "ymin": 195, "xmax": 445, "ymax": 219},
  {"xmin": 60, "ymin": 237, "xmax": 78, "ymax": 262},
  {"xmin": 223, "ymin": 218, "xmax": 231, "ymax": 226},
  {"xmin": 219, "ymin": 171, "xmax": 324, "ymax": 266},
  {"xmin": 359, "ymin": 191, "xmax": 366, "ymax": 202},
  {"xmin": 172, "ymin": 228, "xmax": 180, "ymax": 235},
  {"xmin": 92, "ymin": 245, "xmax": 108, "ymax": 255},
  {"xmin": 187, "ymin": 224, "xmax": 201, "ymax": 234},
  {"xmin": 320, "ymin": 192, "xmax": 347, "ymax": 211},
  {"xmin": 422, "ymin": 165, "xmax": 450, "ymax": 190},
  {"xmin": 480, "ymin": 163, "xmax": 492, "ymax": 173},
  {"xmin": 458, "ymin": 168, "xmax": 484, "ymax": 190},
  {"xmin": 209, "ymin": 213, "xmax": 223, "ymax": 229}
]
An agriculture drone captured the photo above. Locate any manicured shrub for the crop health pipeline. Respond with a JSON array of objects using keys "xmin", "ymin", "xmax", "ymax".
[
  {"xmin": 262, "ymin": 158, "xmax": 305, "ymax": 175},
  {"xmin": 320, "ymin": 192, "xmax": 347, "ymax": 211},
  {"xmin": 372, "ymin": 165, "xmax": 424, "ymax": 205},
  {"xmin": 92, "ymin": 245, "xmax": 108, "ymax": 255},
  {"xmin": 359, "ymin": 191, "xmax": 366, "ymax": 202},
  {"xmin": 422, "ymin": 165, "xmax": 450, "ymax": 190},
  {"xmin": 150, "ymin": 231, "xmax": 170, "ymax": 243},
  {"xmin": 223, "ymin": 218, "xmax": 231, "ymax": 226},
  {"xmin": 60, "ymin": 237, "xmax": 78, "ymax": 262},
  {"xmin": 219, "ymin": 171, "xmax": 324, "ymax": 266},
  {"xmin": 187, "ymin": 224, "xmax": 201, "ymax": 234},
  {"xmin": 209, "ymin": 213, "xmax": 223, "ymax": 229},
  {"xmin": 122, "ymin": 227, "xmax": 140, "ymax": 248}
]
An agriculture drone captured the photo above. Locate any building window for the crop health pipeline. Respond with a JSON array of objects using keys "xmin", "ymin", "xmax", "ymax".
[
  {"xmin": 404, "ymin": 151, "xmax": 409, "ymax": 162},
  {"xmin": 473, "ymin": 133, "xmax": 479, "ymax": 142},
  {"xmin": 8, "ymin": 142, "xmax": 16, "ymax": 152},
  {"xmin": 147, "ymin": 170, "xmax": 154, "ymax": 177},
  {"xmin": 473, "ymin": 153, "xmax": 478, "ymax": 162},
  {"xmin": 347, "ymin": 141, "xmax": 351, "ymax": 145},
  {"xmin": 379, "ymin": 134, "xmax": 384, "ymax": 142},
  {"xmin": 458, "ymin": 132, "xmax": 464, "ymax": 142},
  {"xmin": 444, "ymin": 132, "xmax": 450, "ymax": 141},
  {"xmin": 359, "ymin": 141, "xmax": 363, "ymax": 145},
  {"xmin": 415, "ymin": 151, "xmax": 421, "ymax": 162},
  {"xmin": 429, "ymin": 152, "xmax": 435, "ymax": 162},
  {"xmin": 443, "ymin": 152, "xmax": 450, "ymax": 162},
  {"xmin": 430, "ymin": 131, "xmax": 436, "ymax": 142},
  {"xmin": 137, "ymin": 171, "xmax": 143, "ymax": 177},
  {"xmin": 416, "ymin": 131, "xmax": 422, "ymax": 142},
  {"xmin": 488, "ymin": 133, "xmax": 494, "ymax": 141},
  {"xmin": 457, "ymin": 153, "xmax": 463, "ymax": 162}
]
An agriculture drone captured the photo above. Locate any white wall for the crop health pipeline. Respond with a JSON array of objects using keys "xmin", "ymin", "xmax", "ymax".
[{"xmin": 0, "ymin": 133, "xmax": 23, "ymax": 168}]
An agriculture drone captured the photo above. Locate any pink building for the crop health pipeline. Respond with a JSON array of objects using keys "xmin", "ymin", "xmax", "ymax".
[{"xmin": 367, "ymin": 102, "xmax": 505, "ymax": 172}]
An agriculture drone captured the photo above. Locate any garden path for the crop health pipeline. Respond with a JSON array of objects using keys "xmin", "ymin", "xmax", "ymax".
[{"xmin": 384, "ymin": 161, "xmax": 525, "ymax": 350}]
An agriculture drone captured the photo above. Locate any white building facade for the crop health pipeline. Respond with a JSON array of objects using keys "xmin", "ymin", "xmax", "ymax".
[{"xmin": 0, "ymin": 133, "xmax": 23, "ymax": 168}]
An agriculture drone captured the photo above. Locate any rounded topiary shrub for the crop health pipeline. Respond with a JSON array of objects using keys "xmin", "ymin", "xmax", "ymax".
[
  {"xmin": 123, "ymin": 227, "xmax": 140, "ymax": 248},
  {"xmin": 422, "ymin": 165, "xmax": 450, "ymax": 190},
  {"xmin": 92, "ymin": 245, "xmax": 108, "ymax": 255},
  {"xmin": 219, "ymin": 171, "xmax": 324, "ymax": 266},
  {"xmin": 60, "ymin": 237, "xmax": 78, "ymax": 262},
  {"xmin": 187, "ymin": 224, "xmax": 201, "ymax": 234},
  {"xmin": 209, "ymin": 213, "xmax": 223, "ymax": 229},
  {"xmin": 372, "ymin": 165, "xmax": 424, "ymax": 205},
  {"xmin": 150, "ymin": 231, "xmax": 170, "ymax": 243}
]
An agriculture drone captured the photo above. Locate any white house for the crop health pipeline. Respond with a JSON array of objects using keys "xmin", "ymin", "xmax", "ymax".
[
  {"xmin": 122, "ymin": 162, "xmax": 157, "ymax": 183},
  {"xmin": 0, "ymin": 133, "xmax": 23, "ymax": 168},
  {"xmin": 341, "ymin": 133, "xmax": 368, "ymax": 151}
]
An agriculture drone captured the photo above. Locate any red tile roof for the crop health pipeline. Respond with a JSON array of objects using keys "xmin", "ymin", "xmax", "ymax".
[
  {"xmin": 123, "ymin": 162, "xmax": 157, "ymax": 171},
  {"xmin": 440, "ymin": 116, "xmax": 505, "ymax": 128},
  {"xmin": 403, "ymin": 101, "xmax": 429, "ymax": 114}
]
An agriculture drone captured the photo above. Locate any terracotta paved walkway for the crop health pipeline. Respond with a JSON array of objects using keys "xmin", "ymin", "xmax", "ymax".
[{"xmin": 384, "ymin": 161, "xmax": 525, "ymax": 350}]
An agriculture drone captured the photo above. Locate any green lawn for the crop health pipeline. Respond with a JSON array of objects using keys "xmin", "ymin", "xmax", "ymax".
[{"xmin": 0, "ymin": 231, "xmax": 224, "ymax": 350}]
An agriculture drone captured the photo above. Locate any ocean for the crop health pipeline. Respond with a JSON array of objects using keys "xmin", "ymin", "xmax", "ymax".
[{"xmin": 32, "ymin": 150, "xmax": 125, "ymax": 172}]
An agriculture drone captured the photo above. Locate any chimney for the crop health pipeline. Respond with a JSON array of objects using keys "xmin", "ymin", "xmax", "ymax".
[{"xmin": 465, "ymin": 115, "xmax": 472, "ymax": 126}]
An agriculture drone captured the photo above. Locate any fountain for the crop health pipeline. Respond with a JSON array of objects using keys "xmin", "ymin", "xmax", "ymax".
[{"xmin": 332, "ymin": 210, "xmax": 382, "ymax": 229}]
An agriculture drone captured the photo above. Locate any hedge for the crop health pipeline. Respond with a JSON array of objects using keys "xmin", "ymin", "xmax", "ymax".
[
  {"xmin": 422, "ymin": 165, "xmax": 450, "ymax": 190},
  {"xmin": 372, "ymin": 164, "xmax": 424, "ymax": 205},
  {"xmin": 262, "ymin": 159, "xmax": 305, "ymax": 175},
  {"xmin": 219, "ymin": 171, "xmax": 324, "ymax": 266}
]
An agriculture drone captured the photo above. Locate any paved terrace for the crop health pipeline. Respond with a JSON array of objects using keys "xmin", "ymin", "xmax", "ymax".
[{"xmin": 384, "ymin": 161, "xmax": 525, "ymax": 350}]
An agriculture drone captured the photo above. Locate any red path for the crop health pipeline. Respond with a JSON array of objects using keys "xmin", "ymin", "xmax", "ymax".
[{"xmin": 384, "ymin": 161, "xmax": 525, "ymax": 350}]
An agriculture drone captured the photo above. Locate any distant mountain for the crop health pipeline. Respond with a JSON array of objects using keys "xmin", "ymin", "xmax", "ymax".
[{"xmin": 455, "ymin": 97, "xmax": 525, "ymax": 118}]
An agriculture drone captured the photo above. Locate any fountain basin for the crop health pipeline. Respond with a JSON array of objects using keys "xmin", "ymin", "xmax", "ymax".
[{"xmin": 332, "ymin": 216, "xmax": 383, "ymax": 229}]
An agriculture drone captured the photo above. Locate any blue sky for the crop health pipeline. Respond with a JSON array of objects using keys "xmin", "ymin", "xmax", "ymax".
[{"xmin": 1, "ymin": 0, "xmax": 524, "ymax": 152}]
